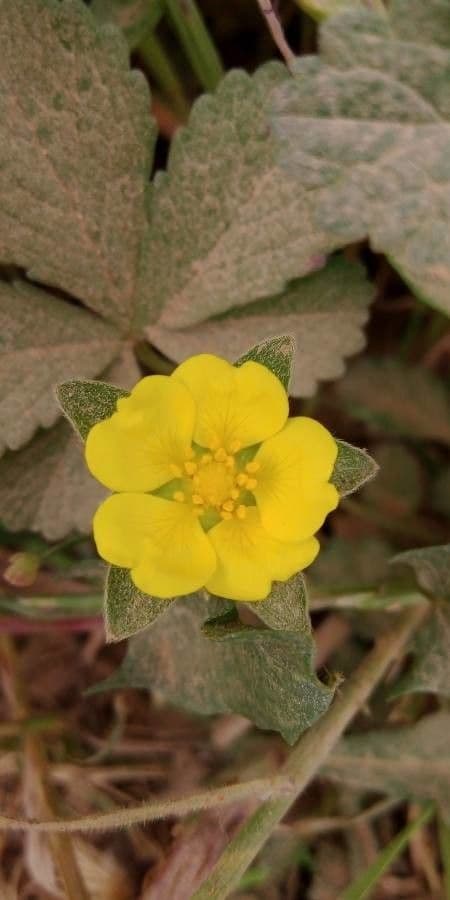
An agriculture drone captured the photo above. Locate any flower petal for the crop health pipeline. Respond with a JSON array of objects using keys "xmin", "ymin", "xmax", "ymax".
[
  {"xmin": 205, "ymin": 507, "xmax": 319, "ymax": 602},
  {"xmin": 173, "ymin": 354, "xmax": 288, "ymax": 450},
  {"xmin": 86, "ymin": 375, "xmax": 196, "ymax": 492},
  {"xmin": 93, "ymin": 493, "xmax": 216, "ymax": 598},
  {"xmin": 253, "ymin": 417, "xmax": 339, "ymax": 543}
]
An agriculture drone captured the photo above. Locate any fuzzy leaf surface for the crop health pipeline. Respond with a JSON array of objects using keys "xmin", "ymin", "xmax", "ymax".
[
  {"xmin": 139, "ymin": 64, "xmax": 333, "ymax": 331},
  {"xmin": 148, "ymin": 257, "xmax": 372, "ymax": 396},
  {"xmin": 391, "ymin": 545, "xmax": 450, "ymax": 599},
  {"xmin": 0, "ymin": 280, "xmax": 120, "ymax": 455},
  {"xmin": 253, "ymin": 573, "xmax": 311, "ymax": 633},
  {"xmin": 99, "ymin": 593, "xmax": 334, "ymax": 743},
  {"xmin": 0, "ymin": 0, "xmax": 154, "ymax": 325},
  {"xmin": 104, "ymin": 566, "xmax": 175, "ymax": 642},
  {"xmin": 272, "ymin": 3, "xmax": 450, "ymax": 316},
  {"xmin": 390, "ymin": 603, "xmax": 450, "ymax": 699},
  {"xmin": 235, "ymin": 335, "xmax": 294, "ymax": 392},
  {"xmin": 331, "ymin": 440, "xmax": 378, "ymax": 498},
  {"xmin": 57, "ymin": 380, "xmax": 129, "ymax": 442},
  {"xmin": 91, "ymin": 0, "xmax": 162, "ymax": 48},
  {"xmin": 0, "ymin": 350, "xmax": 140, "ymax": 539},
  {"xmin": 337, "ymin": 358, "xmax": 450, "ymax": 444},
  {"xmin": 323, "ymin": 712, "xmax": 450, "ymax": 821}
]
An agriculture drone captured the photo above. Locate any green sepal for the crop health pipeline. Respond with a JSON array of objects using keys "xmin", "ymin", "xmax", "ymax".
[
  {"xmin": 56, "ymin": 379, "xmax": 128, "ymax": 442},
  {"xmin": 104, "ymin": 566, "xmax": 175, "ymax": 643},
  {"xmin": 331, "ymin": 439, "xmax": 379, "ymax": 497},
  {"xmin": 253, "ymin": 573, "xmax": 310, "ymax": 633},
  {"xmin": 235, "ymin": 334, "xmax": 295, "ymax": 392}
]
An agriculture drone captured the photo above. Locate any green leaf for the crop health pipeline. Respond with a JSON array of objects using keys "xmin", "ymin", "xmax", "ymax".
[
  {"xmin": 57, "ymin": 381, "xmax": 128, "ymax": 442},
  {"xmin": 235, "ymin": 335, "xmax": 294, "ymax": 393},
  {"xmin": 331, "ymin": 440, "xmax": 379, "ymax": 498},
  {"xmin": 0, "ymin": 0, "xmax": 155, "ymax": 326},
  {"xmin": 0, "ymin": 350, "xmax": 140, "ymax": 539},
  {"xmin": 98, "ymin": 593, "xmax": 334, "ymax": 743},
  {"xmin": 391, "ymin": 545, "xmax": 450, "ymax": 600},
  {"xmin": 390, "ymin": 602, "xmax": 450, "ymax": 699},
  {"xmin": 139, "ymin": 64, "xmax": 333, "ymax": 331},
  {"xmin": 253, "ymin": 573, "xmax": 311, "ymax": 633},
  {"xmin": 0, "ymin": 279, "xmax": 120, "ymax": 455},
  {"xmin": 147, "ymin": 257, "xmax": 373, "ymax": 397},
  {"xmin": 323, "ymin": 711, "xmax": 450, "ymax": 822},
  {"xmin": 361, "ymin": 444, "xmax": 423, "ymax": 518},
  {"xmin": 337, "ymin": 358, "xmax": 450, "ymax": 444},
  {"xmin": 271, "ymin": 4, "xmax": 450, "ymax": 316},
  {"xmin": 91, "ymin": 0, "xmax": 163, "ymax": 49},
  {"xmin": 341, "ymin": 803, "xmax": 435, "ymax": 900},
  {"xmin": 104, "ymin": 566, "xmax": 174, "ymax": 642}
]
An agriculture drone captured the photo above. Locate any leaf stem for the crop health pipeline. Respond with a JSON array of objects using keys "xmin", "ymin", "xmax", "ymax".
[
  {"xmin": 256, "ymin": 0, "xmax": 296, "ymax": 70},
  {"xmin": 163, "ymin": 0, "xmax": 224, "ymax": 92},
  {"xmin": 138, "ymin": 28, "xmax": 190, "ymax": 119},
  {"xmin": 192, "ymin": 602, "xmax": 429, "ymax": 899}
]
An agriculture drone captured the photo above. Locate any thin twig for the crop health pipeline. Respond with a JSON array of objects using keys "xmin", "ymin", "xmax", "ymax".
[{"xmin": 256, "ymin": 0, "xmax": 296, "ymax": 70}]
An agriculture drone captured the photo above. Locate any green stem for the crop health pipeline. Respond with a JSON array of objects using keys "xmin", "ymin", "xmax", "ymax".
[
  {"xmin": 138, "ymin": 28, "xmax": 189, "ymax": 118},
  {"xmin": 164, "ymin": 0, "xmax": 224, "ymax": 92},
  {"xmin": 193, "ymin": 602, "xmax": 429, "ymax": 900}
]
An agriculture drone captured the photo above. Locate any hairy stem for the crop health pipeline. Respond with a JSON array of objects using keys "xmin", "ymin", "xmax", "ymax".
[
  {"xmin": 256, "ymin": 0, "xmax": 296, "ymax": 70},
  {"xmin": 193, "ymin": 602, "xmax": 429, "ymax": 899}
]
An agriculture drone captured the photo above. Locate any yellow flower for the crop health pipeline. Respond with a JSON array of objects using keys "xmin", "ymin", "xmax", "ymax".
[{"xmin": 85, "ymin": 354, "xmax": 338, "ymax": 602}]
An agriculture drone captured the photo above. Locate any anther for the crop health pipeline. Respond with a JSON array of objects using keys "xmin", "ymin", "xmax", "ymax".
[
  {"xmin": 222, "ymin": 499, "xmax": 234, "ymax": 513},
  {"xmin": 200, "ymin": 453, "xmax": 212, "ymax": 466},
  {"xmin": 246, "ymin": 477, "xmax": 258, "ymax": 490},
  {"xmin": 214, "ymin": 448, "xmax": 227, "ymax": 462},
  {"xmin": 236, "ymin": 473, "xmax": 248, "ymax": 487},
  {"xmin": 246, "ymin": 460, "xmax": 260, "ymax": 473},
  {"xmin": 192, "ymin": 494, "xmax": 204, "ymax": 506},
  {"xmin": 184, "ymin": 461, "xmax": 197, "ymax": 475},
  {"xmin": 236, "ymin": 505, "xmax": 247, "ymax": 520},
  {"xmin": 173, "ymin": 491, "xmax": 185, "ymax": 502}
]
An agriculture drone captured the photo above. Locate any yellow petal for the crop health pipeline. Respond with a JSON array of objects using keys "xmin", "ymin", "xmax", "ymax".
[
  {"xmin": 205, "ymin": 507, "xmax": 319, "ymax": 602},
  {"xmin": 254, "ymin": 417, "xmax": 339, "ymax": 542},
  {"xmin": 93, "ymin": 493, "xmax": 216, "ymax": 598},
  {"xmin": 86, "ymin": 375, "xmax": 195, "ymax": 492},
  {"xmin": 173, "ymin": 354, "xmax": 288, "ymax": 451}
]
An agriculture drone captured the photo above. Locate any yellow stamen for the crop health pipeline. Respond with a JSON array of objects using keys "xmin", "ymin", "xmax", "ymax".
[
  {"xmin": 247, "ymin": 477, "xmax": 258, "ymax": 490},
  {"xmin": 173, "ymin": 491, "xmax": 185, "ymax": 502},
  {"xmin": 222, "ymin": 499, "xmax": 234, "ymax": 513},
  {"xmin": 225, "ymin": 455, "xmax": 235, "ymax": 469},
  {"xmin": 220, "ymin": 510, "xmax": 232, "ymax": 520},
  {"xmin": 245, "ymin": 460, "xmax": 260, "ymax": 473},
  {"xmin": 184, "ymin": 460, "xmax": 197, "ymax": 475},
  {"xmin": 229, "ymin": 440, "xmax": 241, "ymax": 453},
  {"xmin": 236, "ymin": 505, "xmax": 247, "ymax": 520},
  {"xmin": 236, "ymin": 473, "xmax": 248, "ymax": 487},
  {"xmin": 200, "ymin": 453, "xmax": 212, "ymax": 466},
  {"xmin": 214, "ymin": 448, "xmax": 227, "ymax": 462},
  {"xmin": 192, "ymin": 494, "xmax": 204, "ymax": 506}
]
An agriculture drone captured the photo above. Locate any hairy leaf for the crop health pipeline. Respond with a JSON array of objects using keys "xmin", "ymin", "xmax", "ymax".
[
  {"xmin": 323, "ymin": 712, "xmax": 450, "ymax": 821},
  {"xmin": 104, "ymin": 566, "xmax": 175, "ymax": 642},
  {"xmin": 272, "ymin": 3, "xmax": 450, "ymax": 316},
  {"xmin": 331, "ymin": 440, "xmax": 379, "ymax": 497},
  {"xmin": 236, "ymin": 335, "xmax": 294, "ymax": 392},
  {"xmin": 147, "ymin": 257, "xmax": 373, "ymax": 396},
  {"xmin": 0, "ymin": 0, "xmax": 155, "ymax": 326},
  {"xmin": 57, "ymin": 381, "xmax": 129, "ymax": 442},
  {"xmin": 390, "ymin": 603, "xmax": 450, "ymax": 699},
  {"xmin": 0, "ymin": 350, "xmax": 140, "ymax": 539},
  {"xmin": 139, "ymin": 64, "xmax": 332, "ymax": 331},
  {"xmin": 0, "ymin": 279, "xmax": 120, "ymax": 455},
  {"xmin": 98, "ymin": 593, "xmax": 334, "ymax": 743},
  {"xmin": 391, "ymin": 545, "xmax": 450, "ymax": 599},
  {"xmin": 337, "ymin": 358, "xmax": 450, "ymax": 444},
  {"xmin": 253, "ymin": 573, "xmax": 311, "ymax": 633}
]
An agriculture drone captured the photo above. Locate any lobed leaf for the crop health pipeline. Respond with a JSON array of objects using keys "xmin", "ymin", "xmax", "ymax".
[
  {"xmin": 272, "ymin": 2, "xmax": 450, "ymax": 316},
  {"xmin": 323, "ymin": 711, "xmax": 450, "ymax": 822},
  {"xmin": 104, "ymin": 566, "xmax": 175, "ymax": 642},
  {"xmin": 0, "ymin": 279, "xmax": 120, "ymax": 455},
  {"xmin": 147, "ymin": 257, "xmax": 373, "ymax": 397},
  {"xmin": 0, "ymin": 0, "xmax": 155, "ymax": 326},
  {"xmin": 0, "ymin": 350, "xmax": 140, "ymax": 539},
  {"xmin": 96, "ymin": 593, "xmax": 334, "ymax": 743},
  {"xmin": 337, "ymin": 358, "xmax": 450, "ymax": 444},
  {"xmin": 390, "ymin": 603, "xmax": 450, "ymax": 699},
  {"xmin": 331, "ymin": 440, "xmax": 379, "ymax": 498},
  {"xmin": 391, "ymin": 544, "xmax": 450, "ymax": 600}
]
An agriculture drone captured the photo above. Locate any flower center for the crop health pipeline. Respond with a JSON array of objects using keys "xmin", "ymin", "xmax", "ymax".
[{"xmin": 171, "ymin": 446, "xmax": 260, "ymax": 522}]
